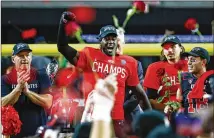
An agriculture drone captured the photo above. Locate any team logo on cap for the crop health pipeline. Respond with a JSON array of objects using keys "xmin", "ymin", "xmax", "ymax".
[
  {"xmin": 164, "ymin": 36, "xmax": 176, "ymax": 42},
  {"xmin": 104, "ymin": 26, "xmax": 116, "ymax": 32},
  {"xmin": 192, "ymin": 47, "xmax": 201, "ymax": 52},
  {"xmin": 17, "ymin": 44, "xmax": 26, "ymax": 50}
]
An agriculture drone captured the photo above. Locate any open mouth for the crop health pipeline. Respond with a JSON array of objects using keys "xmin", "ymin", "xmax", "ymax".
[
  {"xmin": 21, "ymin": 61, "xmax": 29, "ymax": 64},
  {"xmin": 107, "ymin": 44, "xmax": 115, "ymax": 48},
  {"xmin": 106, "ymin": 44, "xmax": 116, "ymax": 52}
]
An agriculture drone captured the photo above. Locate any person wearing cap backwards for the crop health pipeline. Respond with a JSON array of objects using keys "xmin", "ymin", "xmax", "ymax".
[
  {"xmin": 143, "ymin": 35, "xmax": 188, "ymax": 113},
  {"xmin": 179, "ymin": 47, "xmax": 214, "ymax": 115},
  {"xmin": 1, "ymin": 43, "xmax": 53, "ymax": 138},
  {"xmin": 57, "ymin": 11, "xmax": 152, "ymax": 138}
]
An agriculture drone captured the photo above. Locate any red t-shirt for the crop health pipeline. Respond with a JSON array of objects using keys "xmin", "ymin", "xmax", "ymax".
[
  {"xmin": 76, "ymin": 47, "xmax": 139, "ymax": 119},
  {"xmin": 143, "ymin": 60, "xmax": 188, "ymax": 103}
]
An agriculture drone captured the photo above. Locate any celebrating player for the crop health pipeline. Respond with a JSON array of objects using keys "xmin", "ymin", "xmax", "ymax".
[
  {"xmin": 179, "ymin": 47, "xmax": 214, "ymax": 115},
  {"xmin": 143, "ymin": 35, "xmax": 188, "ymax": 113},
  {"xmin": 57, "ymin": 11, "xmax": 152, "ymax": 137}
]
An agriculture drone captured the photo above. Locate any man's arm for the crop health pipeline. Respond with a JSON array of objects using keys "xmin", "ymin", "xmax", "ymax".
[
  {"xmin": 1, "ymin": 71, "xmax": 29, "ymax": 106},
  {"xmin": 1, "ymin": 84, "xmax": 22, "ymax": 106},
  {"xmin": 90, "ymin": 74, "xmax": 118, "ymax": 138},
  {"xmin": 128, "ymin": 84, "xmax": 152, "ymax": 110},
  {"xmin": 24, "ymin": 88, "xmax": 53, "ymax": 109},
  {"xmin": 147, "ymin": 88, "xmax": 165, "ymax": 111},
  {"xmin": 90, "ymin": 121, "xmax": 113, "ymax": 138},
  {"xmin": 57, "ymin": 12, "xmax": 79, "ymax": 65}
]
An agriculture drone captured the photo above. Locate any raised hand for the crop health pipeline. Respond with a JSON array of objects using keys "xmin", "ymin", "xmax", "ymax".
[{"xmin": 61, "ymin": 11, "xmax": 76, "ymax": 24}]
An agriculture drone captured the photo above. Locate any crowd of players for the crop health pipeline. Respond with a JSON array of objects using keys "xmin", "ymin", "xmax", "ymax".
[{"xmin": 1, "ymin": 11, "xmax": 214, "ymax": 138}]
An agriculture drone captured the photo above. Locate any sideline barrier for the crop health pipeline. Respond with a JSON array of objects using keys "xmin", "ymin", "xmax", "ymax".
[
  {"xmin": 1, "ymin": 43, "xmax": 213, "ymax": 56},
  {"xmin": 82, "ymin": 35, "xmax": 214, "ymax": 43}
]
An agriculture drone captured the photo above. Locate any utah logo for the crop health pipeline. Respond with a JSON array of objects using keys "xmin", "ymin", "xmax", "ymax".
[{"xmin": 188, "ymin": 79, "xmax": 193, "ymax": 84}]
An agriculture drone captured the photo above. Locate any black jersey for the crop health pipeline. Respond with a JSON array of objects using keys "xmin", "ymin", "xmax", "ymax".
[{"xmin": 180, "ymin": 72, "xmax": 214, "ymax": 114}]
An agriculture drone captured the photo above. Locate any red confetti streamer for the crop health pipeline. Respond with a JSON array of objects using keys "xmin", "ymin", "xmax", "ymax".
[
  {"xmin": 184, "ymin": 18, "xmax": 197, "ymax": 31},
  {"xmin": 21, "ymin": 28, "xmax": 37, "ymax": 39},
  {"xmin": 69, "ymin": 5, "xmax": 96, "ymax": 24}
]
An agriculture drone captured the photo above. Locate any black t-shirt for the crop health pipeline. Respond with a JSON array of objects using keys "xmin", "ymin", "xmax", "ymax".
[
  {"xmin": 1, "ymin": 67, "xmax": 51, "ymax": 138},
  {"xmin": 180, "ymin": 72, "xmax": 214, "ymax": 115}
]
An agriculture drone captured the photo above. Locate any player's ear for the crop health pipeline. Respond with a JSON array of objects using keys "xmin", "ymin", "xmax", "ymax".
[
  {"xmin": 180, "ymin": 45, "xmax": 185, "ymax": 53},
  {"xmin": 11, "ymin": 56, "xmax": 15, "ymax": 63},
  {"xmin": 202, "ymin": 59, "xmax": 207, "ymax": 66}
]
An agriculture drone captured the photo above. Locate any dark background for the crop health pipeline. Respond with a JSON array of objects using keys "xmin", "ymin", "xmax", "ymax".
[
  {"xmin": 2, "ymin": 7, "xmax": 214, "ymax": 44},
  {"xmin": 1, "ymin": 1, "xmax": 214, "ymax": 74}
]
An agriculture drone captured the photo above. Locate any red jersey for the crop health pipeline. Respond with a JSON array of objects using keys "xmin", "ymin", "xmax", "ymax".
[
  {"xmin": 143, "ymin": 60, "xmax": 188, "ymax": 103},
  {"xmin": 76, "ymin": 47, "xmax": 139, "ymax": 119}
]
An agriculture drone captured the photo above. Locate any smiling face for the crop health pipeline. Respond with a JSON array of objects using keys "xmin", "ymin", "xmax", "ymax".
[
  {"xmin": 162, "ymin": 43, "xmax": 182, "ymax": 63},
  {"xmin": 187, "ymin": 55, "xmax": 206, "ymax": 74},
  {"xmin": 12, "ymin": 50, "xmax": 32, "ymax": 72},
  {"xmin": 100, "ymin": 34, "xmax": 118, "ymax": 56}
]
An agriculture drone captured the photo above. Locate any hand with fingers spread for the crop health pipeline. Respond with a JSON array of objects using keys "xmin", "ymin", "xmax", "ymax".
[{"xmin": 92, "ymin": 73, "xmax": 118, "ymax": 122}]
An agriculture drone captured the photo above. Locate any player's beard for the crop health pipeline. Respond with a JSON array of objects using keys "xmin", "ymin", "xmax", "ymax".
[
  {"xmin": 166, "ymin": 52, "xmax": 180, "ymax": 63},
  {"xmin": 167, "ymin": 54, "xmax": 176, "ymax": 60}
]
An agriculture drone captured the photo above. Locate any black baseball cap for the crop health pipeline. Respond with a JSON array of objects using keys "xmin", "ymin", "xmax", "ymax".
[
  {"xmin": 133, "ymin": 110, "xmax": 166, "ymax": 138},
  {"xmin": 97, "ymin": 25, "xmax": 117, "ymax": 41},
  {"xmin": 183, "ymin": 47, "xmax": 210, "ymax": 64},
  {"xmin": 12, "ymin": 43, "xmax": 32, "ymax": 55},
  {"xmin": 161, "ymin": 35, "xmax": 181, "ymax": 46}
]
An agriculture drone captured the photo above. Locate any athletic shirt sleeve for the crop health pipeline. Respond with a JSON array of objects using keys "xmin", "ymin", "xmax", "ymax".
[
  {"xmin": 126, "ymin": 59, "xmax": 140, "ymax": 86},
  {"xmin": 37, "ymin": 68, "xmax": 52, "ymax": 94},
  {"xmin": 75, "ymin": 47, "xmax": 89, "ymax": 70},
  {"xmin": 143, "ymin": 63, "xmax": 161, "ymax": 90},
  {"xmin": 1, "ymin": 75, "xmax": 11, "ymax": 97}
]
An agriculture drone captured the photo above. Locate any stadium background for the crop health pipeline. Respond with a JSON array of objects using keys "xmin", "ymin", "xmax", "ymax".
[{"xmin": 1, "ymin": 1, "xmax": 214, "ymax": 75}]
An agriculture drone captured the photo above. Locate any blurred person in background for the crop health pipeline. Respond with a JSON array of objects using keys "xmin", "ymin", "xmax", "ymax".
[
  {"xmin": 197, "ymin": 103, "xmax": 214, "ymax": 138},
  {"xmin": 34, "ymin": 74, "xmax": 118, "ymax": 138},
  {"xmin": 143, "ymin": 35, "xmax": 188, "ymax": 113},
  {"xmin": 1, "ymin": 56, "xmax": 14, "ymax": 75},
  {"xmin": 1, "ymin": 43, "xmax": 53, "ymax": 138},
  {"xmin": 132, "ymin": 110, "xmax": 170, "ymax": 138},
  {"xmin": 146, "ymin": 124, "xmax": 187, "ymax": 138},
  {"xmin": 31, "ymin": 56, "xmax": 52, "ymax": 70},
  {"xmin": 57, "ymin": 11, "xmax": 152, "ymax": 138}
]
